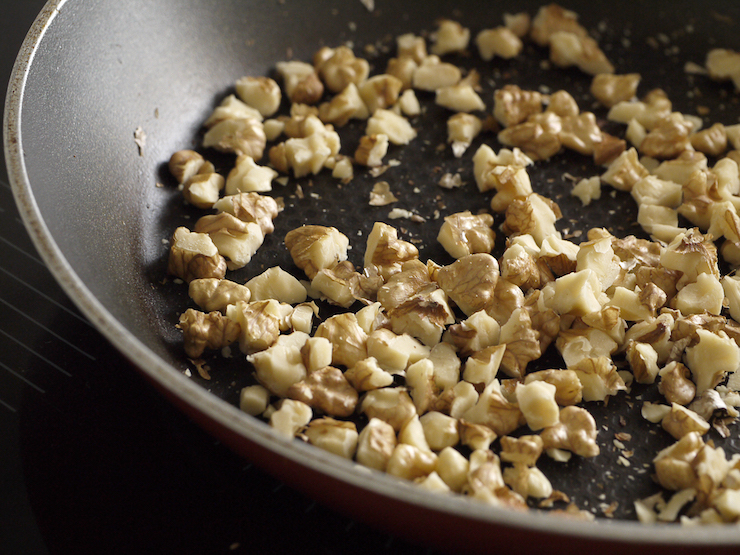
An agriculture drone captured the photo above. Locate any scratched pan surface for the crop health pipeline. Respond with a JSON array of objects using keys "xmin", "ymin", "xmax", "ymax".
[{"xmin": 6, "ymin": 0, "xmax": 740, "ymax": 553}]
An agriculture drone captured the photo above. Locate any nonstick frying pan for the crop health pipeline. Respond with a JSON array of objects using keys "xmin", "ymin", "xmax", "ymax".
[{"xmin": 7, "ymin": 1, "xmax": 740, "ymax": 553}]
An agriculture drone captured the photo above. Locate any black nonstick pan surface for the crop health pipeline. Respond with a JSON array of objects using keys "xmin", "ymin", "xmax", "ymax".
[{"xmin": 7, "ymin": 1, "xmax": 740, "ymax": 553}]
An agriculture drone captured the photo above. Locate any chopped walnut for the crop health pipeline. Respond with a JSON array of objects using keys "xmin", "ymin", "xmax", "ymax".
[
  {"xmin": 364, "ymin": 222, "xmax": 419, "ymax": 280},
  {"xmin": 639, "ymin": 113, "xmax": 693, "ymax": 159},
  {"xmin": 355, "ymin": 134, "xmax": 389, "ymax": 167},
  {"xmin": 224, "ymin": 300, "xmax": 281, "ymax": 354},
  {"xmin": 177, "ymin": 308, "xmax": 240, "ymax": 359},
  {"xmin": 661, "ymin": 403, "xmax": 710, "ymax": 440},
  {"xmin": 540, "ymin": 406, "xmax": 600, "ymax": 458},
  {"xmin": 493, "ymin": 85, "xmax": 543, "ymax": 128},
  {"xmin": 314, "ymin": 312, "xmax": 368, "ymax": 369},
  {"xmin": 276, "ymin": 60, "xmax": 325, "ymax": 104},
  {"xmin": 549, "ymin": 32, "xmax": 614, "ymax": 76},
  {"xmin": 437, "ymin": 211, "xmax": 496, "ymax": 259},
  {"xmin": 463, "ymin": 381, "xmax": 525, "ymax": 436},
  {"xmin": 168, "ymin": 227, "xmax": 227, "ymax": 283},
  {"xmin": 287, "ymin": 366, "xmax": 359, "ymax": 417},
  {"xmin": 188, "ymin": 277, "xmax": 251, "ymax": 312},
  {"xmin": 431, "ymin": 19, "xmax": 470, "ymax": 56},
  {"xmin": 356, "ymin": 417, "xmax": 397, "ymax": 471},
  {"xmin": 590, "ymin": 73, "xmax": 640, "ymax": 108},
  {"xmin": 314, "ymin": 45, "xmax": 370, "ymax": 94},
  {"xmin": 285, "ymin": 225, "xmax": 349, "ymax": 280},
  {"xmin": 304, "ymin": 418, "xmax": 358, "ymax": 459},
  {"xmin": 502, "ymin": 193, "xmax": 562, "ymax": 246},
  {"xmin": 524, "ymin": 369, "xmax": 583, "ymax": 406},
  {"xmin": 213, "ymin": 192, "xmax": 280, "ymax": 235},
  {"xmin": 476, "ymin": 27, "xmax": 523, "ymax": 61},
  {"xmin": 203, "ymin": 117, "xmax": 266, "ymax": 159},
  {"xmin": 435, "ymin": 253, "xmax": 500, "ymax": 317}
]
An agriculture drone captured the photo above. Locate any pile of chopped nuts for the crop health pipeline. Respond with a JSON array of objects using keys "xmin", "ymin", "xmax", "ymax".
[{"xmin": 165, "ymin": 3, "xmax": 740, "ymax": 524}]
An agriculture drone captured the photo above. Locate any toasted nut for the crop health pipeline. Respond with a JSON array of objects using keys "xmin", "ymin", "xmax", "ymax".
[
  {"xmin": 412, "ymin": 55, "xmax": 462, "ymax": 91},
  {"xmin": 304, "ymin": 418, "xmax": 358, "ymax": 459},
  {"xmin": 447, "ymin": 113, "xmax": 483, "ymax": 157},
  {"xmin": 590, "ymin": 73, "xmax": 640, "ymax": 108},
  {"xmin": 177, "ymin": 308, "xmax": 240, "ymax": 359},
  {"xmin": 685, "ymin": 329, "xmax": 740, "ymax": 394},
  {"xmin": 358, "ymin": 74, "xmax": 403, "ymax": 114},
  {"xmin": 224, "ymin": 300, "xmax": 281, "ymax": 354},
  {"xmin": 549, "ymin": 32, "xmax": 614, "ymax": 76},
  {"xmin": 571, "ymin": 176, "xmax": 601, "ymax": 206},
  {"xmin": 203, "ymin": 117, "xmax": 266, "ymax": 159},
  {"xmin": 354, "ymin": 134, "xmax": 389, "ymax": 167},
  {"xmin": 194, "ymin": 213, "xmax": 265, "ymax": 271},
  {"xmin": 314, "ymin": 312, "xmax": 368, "ymax": 369},
  {"xmin": 270, "ymin": 399, "xmax": 312, "ymax": 439},
  {"xmin": 246, "ymin": 266, "xmax": 307, "ymax": 304},
  {"xmin": 168, "ymin": 227, "xmax": 227, "ymax": 282},
  {"xmin": 653, "ymin": 431, "xmax": 704, "ymax": 491},
  {"xmin": 516, "ymin": 381, "xmax": 560, "ymax": 431},
  {"xmin": 420, "ymin": 411, "xmax": 460, "ymax": 451},
  {"xmin": 706, "ymin": 48, "xmax": 740, "ymax": 91},
  {"xmin": 239, "ymin": 384, "xmax": 270, "ymax": 416},
  {"xmin": 558, "ymin": 112, "xmax": 602, "ymax": 155},
  {"xmin": 658, "ymin": 362, "xmax": 696, "ymax": 406},
  {"xmin": 366, "ymin": 109, "xmax": 417, "ymax": 145},
  {"xmin": 571, "ymin": 356, "xmax": 626, "ymax": 402},
  {"xmin": 204, "ymin": 94, "xmax": 263, "ymax": 128},
  {"xmin": 225, "ymin": 155, "xmax": 277, "ymax": 195},
  {"xmin": 246, "ymin": 331, "xmax": 309, "ymax": 396},
  {"xmin": 462, "ymin": 381, "xmax": 525, "ymax": 436},
  {"xmin": 386, "ymin": 443, "xmax": 438, "ymax": 481},
  {"xmin": 498, "ymin": 121, "xmax": 562, "ymax": 161},
  {"xmin": 661, "ymin": 403, "xmax": 711, "ymax": 440},
  {"xmin": 494, "ymin": 85, "xmax": 543, "ymax": 128},
  {"xmin": 314, "ymin": 46, "xmax": 370, "ymax": 93},
  {"xmin": 540, "ymin": 406, "xmax": 599, "ymax": 458},
  {"xmin": 285, "ymin": 225, "xmax": 349, "ymax": 280},
  {"xmin": 626, "ymin": 341, "xmax": 660, "ymax": 384},
  {"xmin": 386, "ymin": 56, "xmax": 418, "ymax": 90},
  {"xmin": 437, "ymin": 211, "xmax": 495, "ymax": 259},
  {"xmin": 448, "ymin": 310, "xmax": 501, "ymax": 356},
  {"xmin": 434, "ymin": 446, "xmax": 470, "ymax": 492},
  {"xmin": 601, "ymin": 147, "xmax": 650, "ymax": 192},
  {"xmin": 235, "ymin": 76, "xmax": 281, "ymax": 117},
  {"xmin": 436, "ymin": 82, "xmax": 486, "ymax": 113},
  {"xmin": 364, "ymin": 221, "xmax": 419, "ymax": 280},
  {"xmin": 502, "ymin": 193, "xmax": 562, "ymax": 246},
  {"xmin": 524, "ymin": 369, "xmax": 583, "ymax": 406},
  {"xmin": 476, "ymin": 27, "xmax": 523, "ymax": 61},
  {"xmin": 360, "ymin": 387, "xmax": 416, "ymax": 432},
  {"xmin": 431, "ymin": 19, "xmax": 470, "ymax": 55},
  {"xmin": 319, "ymin": 83, "xmax": 369, "ymax": 127},
  {"xmin": 691, "ymin": 123, "xmax": 728, "ymax": 157},
  {"xmin": 640, "ymin": 113, "xmax": 693, "ymax": 159},
  {"xmin": 529, "ymin": 4, "xmax": 587, "ymax": 47},
  {"xmin": 344, "ymin": 357, "xmax": 393, "ymax": 391},
  {"xmin": 287, "ymin": 366, "xmax": 358, "ymax": 417},
  {"xmin": 276, "ymin": 60, "xmax": 324, "ymax": 104},
  {"xmin": 182, "ymin": 170, "xmax": 224, "ymax": 209},
  {"xmin": 356, "ymin": 417, "xmax": 397, "ymax": 471},
  {"xmin": 188, "ymin": 277, "xmax": 251, "ymax": 312},
  {"xmin": 673, "ymin": 273, "xmax": 724, "ymax": 316},
  {"xmin": 436, "ymin": 254, "xmax": 500, "ymax": 317},
  {"xmin": 169, "ymin": 150, "xmax": 205, "ymax": 184}
]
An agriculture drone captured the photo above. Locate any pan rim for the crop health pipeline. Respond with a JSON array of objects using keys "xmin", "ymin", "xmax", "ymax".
[{"xmin": 4, "ymin": 0, "xmax": 740, "ymax": 549}]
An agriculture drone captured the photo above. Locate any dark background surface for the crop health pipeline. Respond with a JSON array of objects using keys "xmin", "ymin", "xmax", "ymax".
[{"xmin": 0, "ymin": 2, "xmax": 435, "ymax": 554}]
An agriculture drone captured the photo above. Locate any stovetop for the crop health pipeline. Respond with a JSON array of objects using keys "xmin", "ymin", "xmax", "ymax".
[{"xmin": 0, "ymin": 3, "xmax": 436, "ymax": 554}]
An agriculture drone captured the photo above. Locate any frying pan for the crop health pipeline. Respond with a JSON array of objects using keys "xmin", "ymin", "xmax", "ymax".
[{"xmin": 6, "ymin": 0, "xmax": 740, "ymax": 552}]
